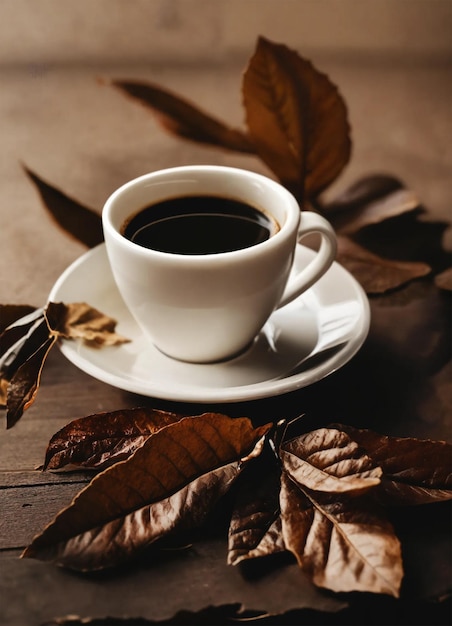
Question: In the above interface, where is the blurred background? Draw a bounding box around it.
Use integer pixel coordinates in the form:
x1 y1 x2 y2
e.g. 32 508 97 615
1 0 451 304
1 0 451 64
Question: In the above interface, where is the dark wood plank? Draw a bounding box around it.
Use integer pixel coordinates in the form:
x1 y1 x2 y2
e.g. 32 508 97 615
0 472 90 549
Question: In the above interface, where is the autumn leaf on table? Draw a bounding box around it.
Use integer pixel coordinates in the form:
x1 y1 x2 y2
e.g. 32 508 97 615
0 302 129 428
230 424 451 597
26 413 452 596
23 413 272 571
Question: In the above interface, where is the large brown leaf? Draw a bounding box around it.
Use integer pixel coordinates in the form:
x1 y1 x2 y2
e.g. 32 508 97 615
43 408 187 470
23 414 271 570
280 473 403 597
242 36 351 200
23 165 103 248
112 80 255 154
334 424 452 505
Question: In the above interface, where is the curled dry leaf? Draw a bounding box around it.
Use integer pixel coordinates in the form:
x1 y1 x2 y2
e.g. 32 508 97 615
0 302 129 427
23 414 272 571
0 304 37 334
280 428 382 495
229 426 403 596
333 424 452 506
242 36 351 201
6 336 57 429
112 80 255 154
0 307 53 426
46 301 130 348
280 473 403 597
277 428 402 596
44 407 187 470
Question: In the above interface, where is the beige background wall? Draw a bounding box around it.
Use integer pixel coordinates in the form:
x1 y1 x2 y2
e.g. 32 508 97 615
0 0 451 66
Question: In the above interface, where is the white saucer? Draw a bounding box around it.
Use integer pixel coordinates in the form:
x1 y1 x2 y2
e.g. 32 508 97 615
48 244 370 403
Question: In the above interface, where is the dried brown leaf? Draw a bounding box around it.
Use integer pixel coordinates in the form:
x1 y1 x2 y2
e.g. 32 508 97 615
228 443 284 565
280 428 382 495
0 310 51 419
6 335 57 428
0 308 46 382
23 165 103 248
43 407 186 470
112 80 255 153
280 472 403 596
333 424 452 505
46 302 130 347
328 181 420 235
337 235 431 294
435 267 452 291
23 414 271 570
242 36 351 200
0 304 37 334
1 301 129 426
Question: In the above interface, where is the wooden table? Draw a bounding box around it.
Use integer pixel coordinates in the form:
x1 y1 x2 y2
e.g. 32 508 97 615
1 49 451 624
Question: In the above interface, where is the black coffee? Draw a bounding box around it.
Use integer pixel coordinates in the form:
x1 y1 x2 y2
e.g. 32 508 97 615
122 195 275 255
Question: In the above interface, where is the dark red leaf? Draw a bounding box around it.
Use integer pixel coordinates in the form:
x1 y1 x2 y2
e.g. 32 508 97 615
44 407 186 470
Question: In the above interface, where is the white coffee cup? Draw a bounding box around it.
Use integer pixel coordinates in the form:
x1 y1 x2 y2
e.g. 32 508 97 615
102 165 337 363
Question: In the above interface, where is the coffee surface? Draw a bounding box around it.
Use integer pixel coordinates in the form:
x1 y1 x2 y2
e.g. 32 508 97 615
122 195 274 254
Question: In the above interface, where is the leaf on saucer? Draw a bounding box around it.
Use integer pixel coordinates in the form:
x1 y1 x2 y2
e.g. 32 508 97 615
337 235 431 294
111 79 255 154
1 302 130 427
23 165 103 248
43 407 187 470
242 36 351 201
332 424 452 506
46 301 130 348
23 414 271 571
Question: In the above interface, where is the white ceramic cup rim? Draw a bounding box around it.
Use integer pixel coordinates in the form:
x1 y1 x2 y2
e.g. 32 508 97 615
102 165 301 265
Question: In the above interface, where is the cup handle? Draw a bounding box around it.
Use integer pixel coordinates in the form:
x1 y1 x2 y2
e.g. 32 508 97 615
277 212 337 309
